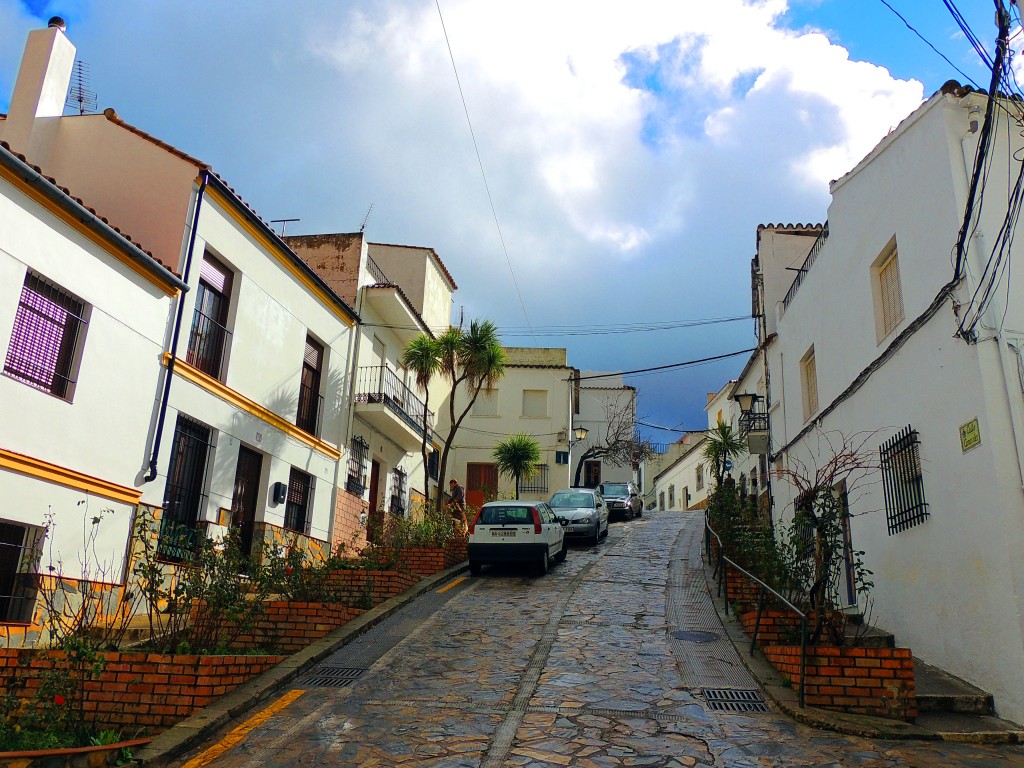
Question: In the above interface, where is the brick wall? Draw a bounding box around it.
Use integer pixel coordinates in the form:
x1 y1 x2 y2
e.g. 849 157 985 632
0 649 285 732
739 609 807 645
333 490 369 556
760 645 917 721
229 602 365 653
399 539 468 577
725 571 761 611
324 570 420 608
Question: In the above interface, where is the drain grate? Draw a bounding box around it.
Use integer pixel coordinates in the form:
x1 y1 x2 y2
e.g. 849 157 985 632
702 688 769 713
670 630 719 643
299 666 365 688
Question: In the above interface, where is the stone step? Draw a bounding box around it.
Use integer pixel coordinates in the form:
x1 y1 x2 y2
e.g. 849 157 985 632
914 658 995 715
843 623 894 649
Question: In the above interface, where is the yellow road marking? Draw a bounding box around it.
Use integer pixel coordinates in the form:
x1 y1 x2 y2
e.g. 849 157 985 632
437 576 466 594
180 689 306 768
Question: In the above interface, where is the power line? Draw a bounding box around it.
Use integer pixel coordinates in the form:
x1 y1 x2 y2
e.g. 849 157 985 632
877 0 981 88
570 348 756 381
361 314 749 337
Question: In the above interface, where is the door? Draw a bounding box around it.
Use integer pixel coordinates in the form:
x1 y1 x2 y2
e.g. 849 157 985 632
368 459 383 543
838 484 857 608
0 523 26 622
231 446 262 557
583 460 601 488
466 463 499 510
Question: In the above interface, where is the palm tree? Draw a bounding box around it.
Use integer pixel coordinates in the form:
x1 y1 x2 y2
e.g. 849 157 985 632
434 320 506 522
703 421 746 487
493 433 541 499
401 333 441 504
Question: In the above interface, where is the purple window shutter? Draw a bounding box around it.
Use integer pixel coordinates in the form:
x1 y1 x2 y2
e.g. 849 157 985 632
199 254 232 295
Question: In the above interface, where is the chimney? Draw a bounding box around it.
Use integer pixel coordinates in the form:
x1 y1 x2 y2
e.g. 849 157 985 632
3 17 76 155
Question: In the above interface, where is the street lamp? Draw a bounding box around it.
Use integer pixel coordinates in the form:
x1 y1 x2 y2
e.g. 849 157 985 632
567 425 589 486
734 392 759 413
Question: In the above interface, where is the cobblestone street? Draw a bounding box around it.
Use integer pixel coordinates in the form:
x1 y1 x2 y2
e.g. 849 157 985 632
177 511 1024 767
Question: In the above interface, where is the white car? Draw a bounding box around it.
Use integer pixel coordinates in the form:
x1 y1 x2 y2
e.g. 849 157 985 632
467 500 568 576
549 488 609 545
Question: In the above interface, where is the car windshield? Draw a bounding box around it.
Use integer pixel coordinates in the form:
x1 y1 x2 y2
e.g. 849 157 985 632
601 483 629 496
479 506 534 525
550 492 593 508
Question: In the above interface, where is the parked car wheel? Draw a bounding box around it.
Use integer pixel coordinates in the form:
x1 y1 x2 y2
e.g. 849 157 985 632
555 538 568 562
469 561 482 576
536 550 549 576
592 522 602 546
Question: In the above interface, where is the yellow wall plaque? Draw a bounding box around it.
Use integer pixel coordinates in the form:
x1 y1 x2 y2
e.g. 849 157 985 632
959 418 981 453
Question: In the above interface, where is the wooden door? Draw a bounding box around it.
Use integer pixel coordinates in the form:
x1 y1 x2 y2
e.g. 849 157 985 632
466 463 498 509
231 446 262 557
583 460 601 488
368 459 383 542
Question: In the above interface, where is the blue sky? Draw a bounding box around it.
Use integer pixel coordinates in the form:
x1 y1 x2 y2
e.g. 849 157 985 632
0 1 1011 441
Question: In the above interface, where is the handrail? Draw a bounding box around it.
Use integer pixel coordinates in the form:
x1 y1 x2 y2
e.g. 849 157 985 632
782 222 829 310
704 514 808 707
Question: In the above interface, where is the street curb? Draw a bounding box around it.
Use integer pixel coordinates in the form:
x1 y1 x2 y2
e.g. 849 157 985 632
699 555 940 742
133 562 470 766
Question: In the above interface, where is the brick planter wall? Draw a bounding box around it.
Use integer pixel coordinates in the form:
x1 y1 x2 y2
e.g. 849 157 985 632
399 539 468 576
325 570 420 608
725 571 761 610
760 645 917 721
739 608 807 645
0 649 285 732
230 602 365 652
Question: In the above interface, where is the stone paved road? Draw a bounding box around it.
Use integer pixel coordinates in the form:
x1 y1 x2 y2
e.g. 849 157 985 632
177 511 1024 767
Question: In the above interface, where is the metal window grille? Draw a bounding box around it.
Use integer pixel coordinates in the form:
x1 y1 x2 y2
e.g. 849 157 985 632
3 273 87 400
389 468 407 516
659 491 665 511
159 416 213 561
668 485 676 508
695 464 704 491
0 522 41 623
428 449 439 481
286 468 314 533
347 436 369 494
519 464 549 494
880 425 928 535
879 250 904 337
187 257 232 378
297 336 324 436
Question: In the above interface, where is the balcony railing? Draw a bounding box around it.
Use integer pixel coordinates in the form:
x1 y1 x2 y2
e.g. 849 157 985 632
186 308 232 379
366 255 391 285
783 222 829 310
296 381 325 437
738 409 770 436
156 516 206 562
355 365 434 436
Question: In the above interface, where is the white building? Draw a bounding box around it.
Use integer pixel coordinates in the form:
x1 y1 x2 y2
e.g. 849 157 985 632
572 372 640 488
286 234 458 546
448 347 575 506
764 83 1024 723
650 433 707 513
0 139 185 644
0 21 359 577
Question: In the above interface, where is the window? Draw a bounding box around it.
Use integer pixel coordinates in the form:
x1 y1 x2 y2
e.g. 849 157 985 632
583 460 601 488
297 336 324 436
682 486 689 509
801 346 818 419
695 464 704 491
4 272 87 400
519 464 549 494
555 451 569 465
668 485 675 509
285 467 314 533
472 390 499 417
873 243 905 341
187 253 232 378
658 491 665 511
347 436 369 494
160 416 213 560
0 521 39 623
389 468 407 516
880 425 928 535
522 389 548 418
428 449 439 481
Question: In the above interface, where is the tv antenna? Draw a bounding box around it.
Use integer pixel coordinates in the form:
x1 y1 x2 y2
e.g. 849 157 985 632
359 203 374 233
271 218 300 236
65 60 97 115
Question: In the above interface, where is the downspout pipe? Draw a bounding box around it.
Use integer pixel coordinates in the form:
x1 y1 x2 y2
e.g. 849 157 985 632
144 170 209 482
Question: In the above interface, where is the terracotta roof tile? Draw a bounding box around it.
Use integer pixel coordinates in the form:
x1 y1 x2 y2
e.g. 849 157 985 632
0 140 179 278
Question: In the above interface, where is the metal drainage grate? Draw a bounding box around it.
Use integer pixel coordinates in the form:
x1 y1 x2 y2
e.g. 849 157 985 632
702 689 769 713
299 666 365 688
670 630 719 643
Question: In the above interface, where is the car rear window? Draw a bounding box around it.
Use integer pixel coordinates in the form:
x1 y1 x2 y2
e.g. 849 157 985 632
601 483 628 496
550 492 593 508
479 506 534 525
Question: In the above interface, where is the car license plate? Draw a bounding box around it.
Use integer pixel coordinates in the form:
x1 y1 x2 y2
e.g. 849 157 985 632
493 529 517 537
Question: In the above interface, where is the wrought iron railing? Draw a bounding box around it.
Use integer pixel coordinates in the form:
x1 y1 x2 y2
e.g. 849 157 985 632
782 222 829 310
296 380 325 437
186 308 232 379
156 516 206 562
366 255 390 285
738 409 769 436
704 515 809 707
355 365 434 436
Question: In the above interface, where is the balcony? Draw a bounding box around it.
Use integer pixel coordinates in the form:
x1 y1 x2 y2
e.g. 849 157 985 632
186 308 231 379
782 222 829 311
354 365 434 452
738 409 770 455
296 380 325 437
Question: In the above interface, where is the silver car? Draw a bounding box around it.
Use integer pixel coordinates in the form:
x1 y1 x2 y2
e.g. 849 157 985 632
549 488 609 545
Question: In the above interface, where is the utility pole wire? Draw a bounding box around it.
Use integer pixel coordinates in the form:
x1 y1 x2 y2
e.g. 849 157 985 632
569 348 756 381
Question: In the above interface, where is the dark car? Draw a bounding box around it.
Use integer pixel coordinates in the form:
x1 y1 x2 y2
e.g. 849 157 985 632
598 481 643 520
